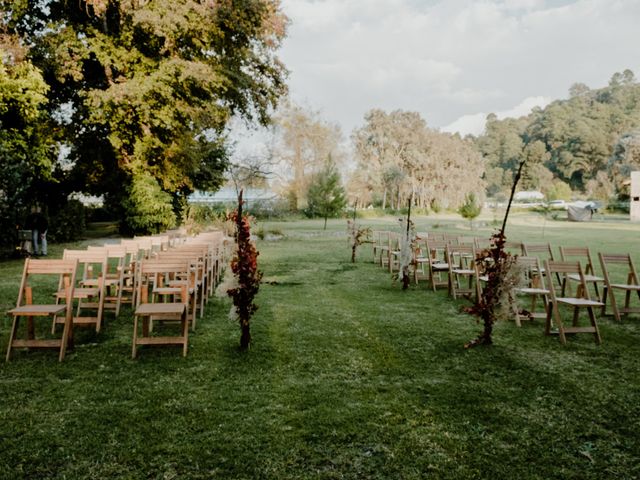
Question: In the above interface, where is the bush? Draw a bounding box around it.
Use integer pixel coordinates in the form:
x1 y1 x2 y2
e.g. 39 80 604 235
121 173 176 235
48 200 87 242
607 201 630 214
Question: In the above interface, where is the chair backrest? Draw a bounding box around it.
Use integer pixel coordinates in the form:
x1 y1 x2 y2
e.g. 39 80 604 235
473 237 492 250
544 260 590 300
522 243 555 259
516 256 546 289
136 258 192 306
559 246 597 276
62 249 108 284
425 239 449 263
598 253 639 286
504 241 523 254
446 244 476 269
17 258 78 308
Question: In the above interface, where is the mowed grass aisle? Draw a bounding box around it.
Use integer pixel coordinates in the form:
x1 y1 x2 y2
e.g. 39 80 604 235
1 221 639 479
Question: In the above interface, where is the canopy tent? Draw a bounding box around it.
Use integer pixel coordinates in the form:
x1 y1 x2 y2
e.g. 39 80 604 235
567 201 596 222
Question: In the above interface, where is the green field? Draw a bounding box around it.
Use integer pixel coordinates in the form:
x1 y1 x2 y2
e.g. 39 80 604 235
1 213 639 479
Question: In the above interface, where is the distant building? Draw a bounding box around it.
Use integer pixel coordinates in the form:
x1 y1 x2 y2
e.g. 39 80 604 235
631 172 640 222
189 187 278 207
513 190 544 202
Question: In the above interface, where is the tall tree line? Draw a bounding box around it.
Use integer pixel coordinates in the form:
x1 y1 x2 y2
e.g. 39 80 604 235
477 70 640 202
350 109 485 211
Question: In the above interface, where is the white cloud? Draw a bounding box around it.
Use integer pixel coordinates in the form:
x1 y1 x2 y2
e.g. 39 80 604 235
279 0 640 135
442 95 552 136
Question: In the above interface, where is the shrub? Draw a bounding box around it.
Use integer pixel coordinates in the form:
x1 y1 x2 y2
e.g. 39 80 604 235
121 173 176 235
48 200 87 242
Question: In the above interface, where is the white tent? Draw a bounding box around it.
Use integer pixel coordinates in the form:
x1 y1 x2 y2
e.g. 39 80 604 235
567 201 596 222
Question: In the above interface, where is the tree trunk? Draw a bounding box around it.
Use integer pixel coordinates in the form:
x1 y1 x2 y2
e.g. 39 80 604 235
240 319 251 350
323 216 327 230
382 188 387 210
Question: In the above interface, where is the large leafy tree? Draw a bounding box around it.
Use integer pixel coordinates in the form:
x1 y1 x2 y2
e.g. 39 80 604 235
351 109 485 211
3 0 288 233
274 100 345 210
0 43 54 248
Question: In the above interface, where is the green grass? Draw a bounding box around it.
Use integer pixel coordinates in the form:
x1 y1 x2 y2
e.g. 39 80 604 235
1 213 639 479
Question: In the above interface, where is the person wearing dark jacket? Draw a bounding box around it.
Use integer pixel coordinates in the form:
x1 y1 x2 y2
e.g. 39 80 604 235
26 207 49 256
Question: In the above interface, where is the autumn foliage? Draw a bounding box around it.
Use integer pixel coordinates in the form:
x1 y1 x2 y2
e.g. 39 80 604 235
227 192 263 350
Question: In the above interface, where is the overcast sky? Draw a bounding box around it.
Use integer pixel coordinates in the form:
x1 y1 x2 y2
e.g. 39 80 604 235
277 0 640 137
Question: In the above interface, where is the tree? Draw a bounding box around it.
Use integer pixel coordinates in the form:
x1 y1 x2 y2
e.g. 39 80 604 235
0 48 54 248
4 0 289 233
352 109 485 211
458 193 482 229
274 101 345 210
305 160 347 229
546 180 572 201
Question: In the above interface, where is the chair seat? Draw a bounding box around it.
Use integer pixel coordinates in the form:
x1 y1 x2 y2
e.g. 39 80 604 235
8 304 66 316
82 278 120 287
556 297 603 307
452 268 475 275
153 287 184 295
516 287 550 295
135 303 186 316
567 273 603 283
610 283 640 291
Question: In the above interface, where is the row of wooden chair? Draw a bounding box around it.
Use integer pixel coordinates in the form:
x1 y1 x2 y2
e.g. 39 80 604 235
5 230 229 361
371 230 640 345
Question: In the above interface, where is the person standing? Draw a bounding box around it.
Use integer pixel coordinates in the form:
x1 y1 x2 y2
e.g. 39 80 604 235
26 206 49 256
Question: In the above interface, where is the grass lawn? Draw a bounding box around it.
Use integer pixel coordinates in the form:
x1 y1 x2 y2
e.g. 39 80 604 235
0 213 639 479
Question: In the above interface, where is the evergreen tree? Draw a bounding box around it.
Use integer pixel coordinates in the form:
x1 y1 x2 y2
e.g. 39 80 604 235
458 192 482 229
305 161 347 229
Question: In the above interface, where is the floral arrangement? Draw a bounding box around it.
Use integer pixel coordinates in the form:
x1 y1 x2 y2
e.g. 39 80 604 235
346 219 371 263
396 218 417 290
464 233 520 347
465 160 526 347
224 191 262 350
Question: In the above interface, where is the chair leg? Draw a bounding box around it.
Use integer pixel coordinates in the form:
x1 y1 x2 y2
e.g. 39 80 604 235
5 315 19 362
609 287 621 321
59 313 73 362
587 307 602 345
182 310 189 357
132 314 140 359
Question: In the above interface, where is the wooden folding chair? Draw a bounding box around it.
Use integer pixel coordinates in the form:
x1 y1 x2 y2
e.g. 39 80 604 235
376 231 392 269
559 246 604 300
523 242 558 284
6 259 78 362
412 238 429 285
182 241 216 306
504 241 523 255
522 242 555 261
55 249 108 333
446 244 479 300
513 256 550 327
132 259 190 358
598 253 640 321
544 260 603 345
424 239 450 292
155 251 202 328
473 237 492 251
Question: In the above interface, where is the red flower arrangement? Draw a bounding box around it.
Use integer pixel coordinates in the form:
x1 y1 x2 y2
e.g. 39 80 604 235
226 190 263 350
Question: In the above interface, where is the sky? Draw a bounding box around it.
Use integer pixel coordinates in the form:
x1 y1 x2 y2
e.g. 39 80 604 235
276 0 640 137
